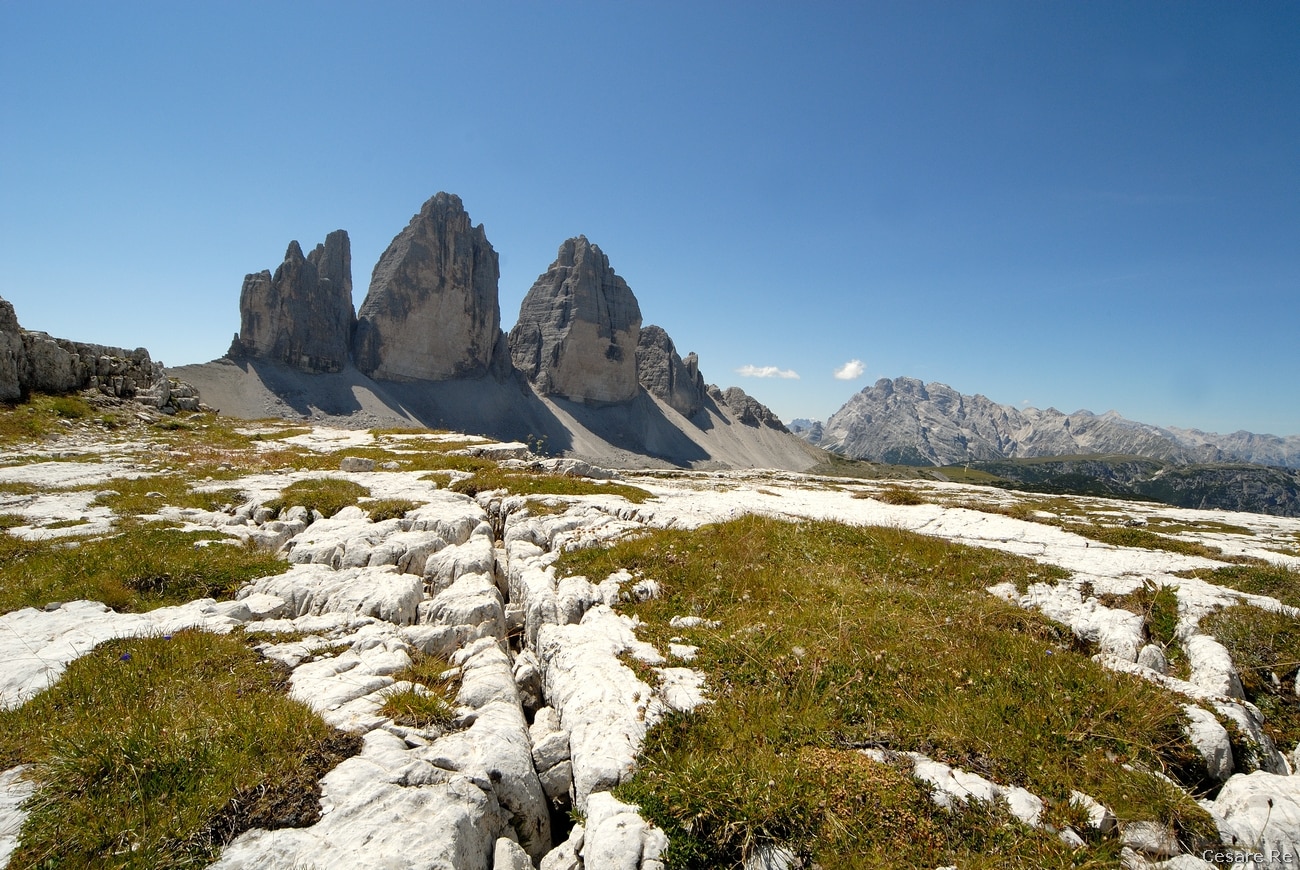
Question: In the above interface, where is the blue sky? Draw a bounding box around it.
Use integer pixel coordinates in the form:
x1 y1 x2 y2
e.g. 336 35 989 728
2 2 1297 436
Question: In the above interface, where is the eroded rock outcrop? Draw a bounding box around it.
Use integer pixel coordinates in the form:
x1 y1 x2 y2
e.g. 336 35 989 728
712 385 789 431
229 231 355 374
353 193 504 382
508 237 642 404
636 325 704 417
0 296 196 410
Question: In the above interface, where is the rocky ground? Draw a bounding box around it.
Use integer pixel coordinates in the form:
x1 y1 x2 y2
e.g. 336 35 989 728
2 409 1300 868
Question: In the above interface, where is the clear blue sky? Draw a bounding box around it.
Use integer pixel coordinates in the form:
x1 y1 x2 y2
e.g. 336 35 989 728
2 2 1297 436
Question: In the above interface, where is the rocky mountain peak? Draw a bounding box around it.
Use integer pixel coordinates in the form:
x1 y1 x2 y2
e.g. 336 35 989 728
507 236 642 404
635 325 704 418
353 193 504 382
229 230 355 374
822 375 1300 469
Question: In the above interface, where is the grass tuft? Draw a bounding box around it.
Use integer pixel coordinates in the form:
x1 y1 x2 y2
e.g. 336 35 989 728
362 498 419 523
379 652 461 728
446 467 652 503
263 478 369 519
0 630 361 868
0 523 285 614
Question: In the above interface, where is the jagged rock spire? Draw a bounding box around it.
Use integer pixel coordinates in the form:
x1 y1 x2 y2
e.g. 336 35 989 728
353 192 503 382
230 230 354 374
508 236 642 404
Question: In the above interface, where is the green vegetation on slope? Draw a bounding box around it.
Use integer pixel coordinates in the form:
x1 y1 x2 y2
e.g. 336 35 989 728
0 524 285 614
0 630 360 869
1201 604 1300 751
556 515 1214 868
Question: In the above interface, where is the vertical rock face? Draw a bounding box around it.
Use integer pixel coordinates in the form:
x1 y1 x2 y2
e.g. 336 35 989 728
231 230 354 374
0 299 25 402
635 325 704 417
508 236 642 404
353 193 502 382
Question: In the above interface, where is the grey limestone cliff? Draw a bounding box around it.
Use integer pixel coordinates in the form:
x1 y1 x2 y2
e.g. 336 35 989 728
508 236 641 404
230 230 355 374
635 325 705 417
354 193 504 382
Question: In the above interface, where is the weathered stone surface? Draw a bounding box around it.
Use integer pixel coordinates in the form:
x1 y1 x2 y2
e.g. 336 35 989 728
354 193 504 382
1183 704 1235 782
1212 771 1300 862
508 236 642 403
636 325 704 417
229 231 354 374
581 791 668 870
0 765 36 867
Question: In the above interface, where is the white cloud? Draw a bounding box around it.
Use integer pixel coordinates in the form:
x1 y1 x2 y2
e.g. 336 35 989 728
736 364 800 380
833 359 865 380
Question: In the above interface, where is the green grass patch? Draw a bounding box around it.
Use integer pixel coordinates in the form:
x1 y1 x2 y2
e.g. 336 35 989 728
1146 517 1255 537
1178 563 1300 609
446 467 652 503
0 393 97 443
556 516 1214 864
263 478 369 519
0 524 285 614
44 517 91 530
0 513 27 530
89 475 245 516
1071 524 1226 559
362 498 419 523
869 484 928 505
249 427 312 441
0 480 39 495
379 652 461 729
1201 604 1300 751
0 630 360 868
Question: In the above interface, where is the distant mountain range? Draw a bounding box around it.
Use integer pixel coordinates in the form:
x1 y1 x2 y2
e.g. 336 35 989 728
797 377 1300 470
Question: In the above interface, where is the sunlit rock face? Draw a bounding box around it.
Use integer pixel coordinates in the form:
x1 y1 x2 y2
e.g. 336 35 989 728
353 193 503 382
232 230 354 374
508 236 641 404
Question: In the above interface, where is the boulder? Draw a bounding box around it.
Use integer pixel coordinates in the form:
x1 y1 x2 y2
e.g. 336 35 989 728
508 236 642 403
635 325 704 417
1212 771 1300 862
353 193 505 381
229 231 354 374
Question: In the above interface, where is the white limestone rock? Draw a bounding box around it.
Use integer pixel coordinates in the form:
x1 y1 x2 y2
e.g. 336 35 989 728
1185 634 1246 700
1182 705 1235 782
420 571 507 639
1121 821 1181 860
582 791 668 870
0 765 35 868
441 637 552 861
539 825 584 870
241 564 423 626
494 837 532 870
210 729 511 869
537 607 662 809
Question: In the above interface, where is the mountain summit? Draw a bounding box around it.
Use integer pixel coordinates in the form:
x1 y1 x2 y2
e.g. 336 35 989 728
817 377 1300 469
